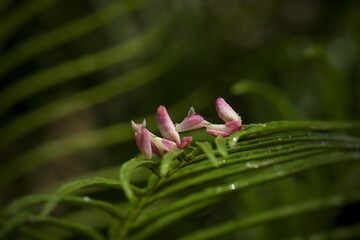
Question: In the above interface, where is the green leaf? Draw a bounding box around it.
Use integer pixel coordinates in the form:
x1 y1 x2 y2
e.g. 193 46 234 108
39 177 122 217
144 151 359 226
119 158 159 202
180 191 360 240
6 194 126 220
34 217 105 240
168 136 357 184
160 150 183 177
228 120 360 146
196 141 219 167
215 136 228 158
131 198 220 240
0 211 31 239
151 148 325 201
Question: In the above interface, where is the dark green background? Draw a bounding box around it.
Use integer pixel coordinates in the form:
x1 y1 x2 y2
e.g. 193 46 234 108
0 0 359 212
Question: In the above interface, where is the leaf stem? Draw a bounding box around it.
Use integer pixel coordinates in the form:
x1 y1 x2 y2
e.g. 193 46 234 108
117 160 187 239
118 196 150 240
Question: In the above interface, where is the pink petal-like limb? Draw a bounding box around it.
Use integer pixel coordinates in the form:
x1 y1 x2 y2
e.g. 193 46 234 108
150 136 177 157
161 138 178 151
131 119 146 132
175 107 207 132
157 105 181 145
215 97 241 123
131 120 152 159
205 123 233 137
180 136 193 149
150 142 162 157
225 120 242 131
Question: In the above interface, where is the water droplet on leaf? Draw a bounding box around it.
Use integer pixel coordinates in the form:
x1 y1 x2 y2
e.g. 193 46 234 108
246 162 259 169
219 159 227 165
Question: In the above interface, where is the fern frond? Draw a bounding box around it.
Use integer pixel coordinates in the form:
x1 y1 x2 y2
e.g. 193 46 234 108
2 121 359 240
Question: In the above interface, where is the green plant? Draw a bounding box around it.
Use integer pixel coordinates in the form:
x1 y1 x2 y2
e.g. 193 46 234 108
1 121 360 239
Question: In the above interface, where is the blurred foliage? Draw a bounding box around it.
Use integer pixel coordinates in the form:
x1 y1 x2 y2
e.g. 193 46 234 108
0 0 359 239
